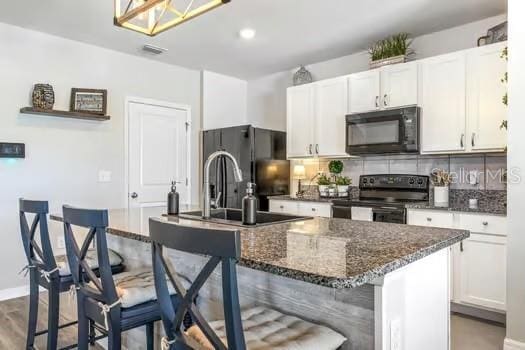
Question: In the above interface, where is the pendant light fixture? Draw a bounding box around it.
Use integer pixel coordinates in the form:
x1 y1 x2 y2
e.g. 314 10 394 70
114 0 231 36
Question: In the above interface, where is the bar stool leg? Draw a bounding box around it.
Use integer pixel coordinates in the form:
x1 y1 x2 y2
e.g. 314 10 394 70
47 279 60 350
26 269 39 350
76 293 90 350
146 322 154 350
89 320 96 346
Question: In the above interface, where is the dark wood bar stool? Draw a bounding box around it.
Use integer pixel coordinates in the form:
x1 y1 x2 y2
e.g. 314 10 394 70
149 217 347 350
62 205 190 350
19 199 125 350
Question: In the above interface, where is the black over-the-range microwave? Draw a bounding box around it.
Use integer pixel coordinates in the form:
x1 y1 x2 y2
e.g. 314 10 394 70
345 106 420 155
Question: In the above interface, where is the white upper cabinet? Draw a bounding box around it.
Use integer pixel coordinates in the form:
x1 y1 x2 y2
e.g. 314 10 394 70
286 84 315 158
315 77 349 157
420 51 467 153
466 42 507 152
381 62 418 109
349 69 381 113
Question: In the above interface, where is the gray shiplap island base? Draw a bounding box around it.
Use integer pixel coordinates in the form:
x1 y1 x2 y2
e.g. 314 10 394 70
50 206 468 350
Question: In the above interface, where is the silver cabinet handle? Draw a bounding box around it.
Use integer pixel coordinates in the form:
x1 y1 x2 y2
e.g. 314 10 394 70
130 192 138 199
375 96 379 108
471 133 476 147
460 134 465 148
482 221 488 226
383 94 388 106
460 241 464 252
315 144 319 154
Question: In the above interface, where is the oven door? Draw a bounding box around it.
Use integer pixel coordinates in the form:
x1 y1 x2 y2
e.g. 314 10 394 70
346 107 418 155
372 207 406 224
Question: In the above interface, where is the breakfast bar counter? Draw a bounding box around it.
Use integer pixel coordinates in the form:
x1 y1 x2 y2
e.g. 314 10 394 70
51 206 469 350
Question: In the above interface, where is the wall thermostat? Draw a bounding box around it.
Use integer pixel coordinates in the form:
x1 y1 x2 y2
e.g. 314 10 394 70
0 142 25 158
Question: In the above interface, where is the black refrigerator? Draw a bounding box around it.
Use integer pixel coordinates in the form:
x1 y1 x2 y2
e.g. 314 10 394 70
203 125 289 211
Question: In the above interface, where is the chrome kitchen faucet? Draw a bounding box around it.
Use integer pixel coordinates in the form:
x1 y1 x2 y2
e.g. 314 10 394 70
203 151 243 219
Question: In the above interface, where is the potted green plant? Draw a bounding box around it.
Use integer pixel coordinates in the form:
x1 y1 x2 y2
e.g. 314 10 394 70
369 33 413 69
335 176 352 196
317 174 331 194
430 169 452 206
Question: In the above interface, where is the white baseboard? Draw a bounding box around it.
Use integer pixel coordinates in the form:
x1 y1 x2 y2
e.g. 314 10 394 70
505 338 525 350
0 285 30 301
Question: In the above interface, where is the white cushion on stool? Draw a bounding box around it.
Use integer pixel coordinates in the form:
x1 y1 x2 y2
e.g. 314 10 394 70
112 268 190 308
55 249 123 276
186 306 346 350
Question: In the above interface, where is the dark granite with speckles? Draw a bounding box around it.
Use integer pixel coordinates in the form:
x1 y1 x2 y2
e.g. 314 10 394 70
51 206 469 289
406 190 507 216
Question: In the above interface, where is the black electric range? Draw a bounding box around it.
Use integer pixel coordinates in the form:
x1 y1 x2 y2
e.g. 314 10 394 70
332 174 430 224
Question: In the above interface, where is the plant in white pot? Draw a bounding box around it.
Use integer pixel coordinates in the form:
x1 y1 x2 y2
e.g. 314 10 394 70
317 174 331 195
336 176 352 197
430 169 452 206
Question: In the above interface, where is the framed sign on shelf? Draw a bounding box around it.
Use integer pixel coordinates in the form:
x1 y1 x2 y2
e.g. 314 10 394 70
70 88 107 115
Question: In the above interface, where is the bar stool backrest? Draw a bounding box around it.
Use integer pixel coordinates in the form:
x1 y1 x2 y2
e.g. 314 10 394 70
149 217 246 350
62 205 119 305
19 199 57 273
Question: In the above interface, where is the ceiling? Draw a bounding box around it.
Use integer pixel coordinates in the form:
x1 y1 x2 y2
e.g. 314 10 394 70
0 0 506 79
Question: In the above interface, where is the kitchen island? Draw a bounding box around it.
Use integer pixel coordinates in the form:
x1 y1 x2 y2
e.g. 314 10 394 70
51 206 469 350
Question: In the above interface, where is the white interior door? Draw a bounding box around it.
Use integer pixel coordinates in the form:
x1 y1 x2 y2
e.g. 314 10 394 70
128 101 190 208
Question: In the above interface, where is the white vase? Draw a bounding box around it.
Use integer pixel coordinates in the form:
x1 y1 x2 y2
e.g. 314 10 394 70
434 186 449 206
318 185 328 194
337 185 349 196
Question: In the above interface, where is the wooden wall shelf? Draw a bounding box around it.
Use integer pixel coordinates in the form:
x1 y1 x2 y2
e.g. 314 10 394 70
19 107 111 121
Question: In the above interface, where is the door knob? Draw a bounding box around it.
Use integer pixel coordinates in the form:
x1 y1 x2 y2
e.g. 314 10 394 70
130 192 138 199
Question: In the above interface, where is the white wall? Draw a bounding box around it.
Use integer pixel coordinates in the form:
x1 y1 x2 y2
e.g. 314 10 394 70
505 1 525 348
0 22 201 291
202 70 247 130
247 14 507 131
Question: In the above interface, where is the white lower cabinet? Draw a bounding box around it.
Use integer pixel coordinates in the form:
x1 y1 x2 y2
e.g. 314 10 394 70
269 199 332 218
407 209 507 312
456 233 507 311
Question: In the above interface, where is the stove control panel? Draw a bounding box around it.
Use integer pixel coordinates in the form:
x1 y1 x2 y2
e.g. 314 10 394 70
359 175 429 190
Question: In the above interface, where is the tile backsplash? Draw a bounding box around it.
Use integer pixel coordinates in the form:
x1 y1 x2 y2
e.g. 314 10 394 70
291 153 507 191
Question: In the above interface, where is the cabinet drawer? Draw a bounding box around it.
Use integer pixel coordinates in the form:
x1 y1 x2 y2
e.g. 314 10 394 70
407 209 454 228
298 202 332 218
458 213 506 236
269 200 299 215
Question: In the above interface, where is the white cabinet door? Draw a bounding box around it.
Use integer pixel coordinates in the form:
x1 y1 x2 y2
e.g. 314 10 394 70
458 233 507 311
269 200 300 215
420 52 467 153
315 77 349 157
466 42 507 152
297 202 332 218
406 209 455 228
381 62 418 109
287 85 315 158
349 70 381 113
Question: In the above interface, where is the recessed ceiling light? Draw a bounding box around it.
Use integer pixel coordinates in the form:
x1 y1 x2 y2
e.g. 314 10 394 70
239 28 256 40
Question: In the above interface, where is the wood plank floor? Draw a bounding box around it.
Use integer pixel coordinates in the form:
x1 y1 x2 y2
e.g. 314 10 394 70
0 293 506 350
0 292 103 350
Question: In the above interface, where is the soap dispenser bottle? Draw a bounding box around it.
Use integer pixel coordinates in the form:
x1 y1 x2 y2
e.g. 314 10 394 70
242 183 258 225
167 181 180 215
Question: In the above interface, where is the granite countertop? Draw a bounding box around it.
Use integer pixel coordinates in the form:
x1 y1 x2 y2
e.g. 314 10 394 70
405 200 507 216
50 206 469 289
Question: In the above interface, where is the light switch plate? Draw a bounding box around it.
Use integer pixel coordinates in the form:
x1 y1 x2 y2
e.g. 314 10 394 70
98 170 112 183
390 318 402 350
57 236 65 249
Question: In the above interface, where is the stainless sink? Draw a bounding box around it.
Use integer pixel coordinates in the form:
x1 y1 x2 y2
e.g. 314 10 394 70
178 208 312 227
